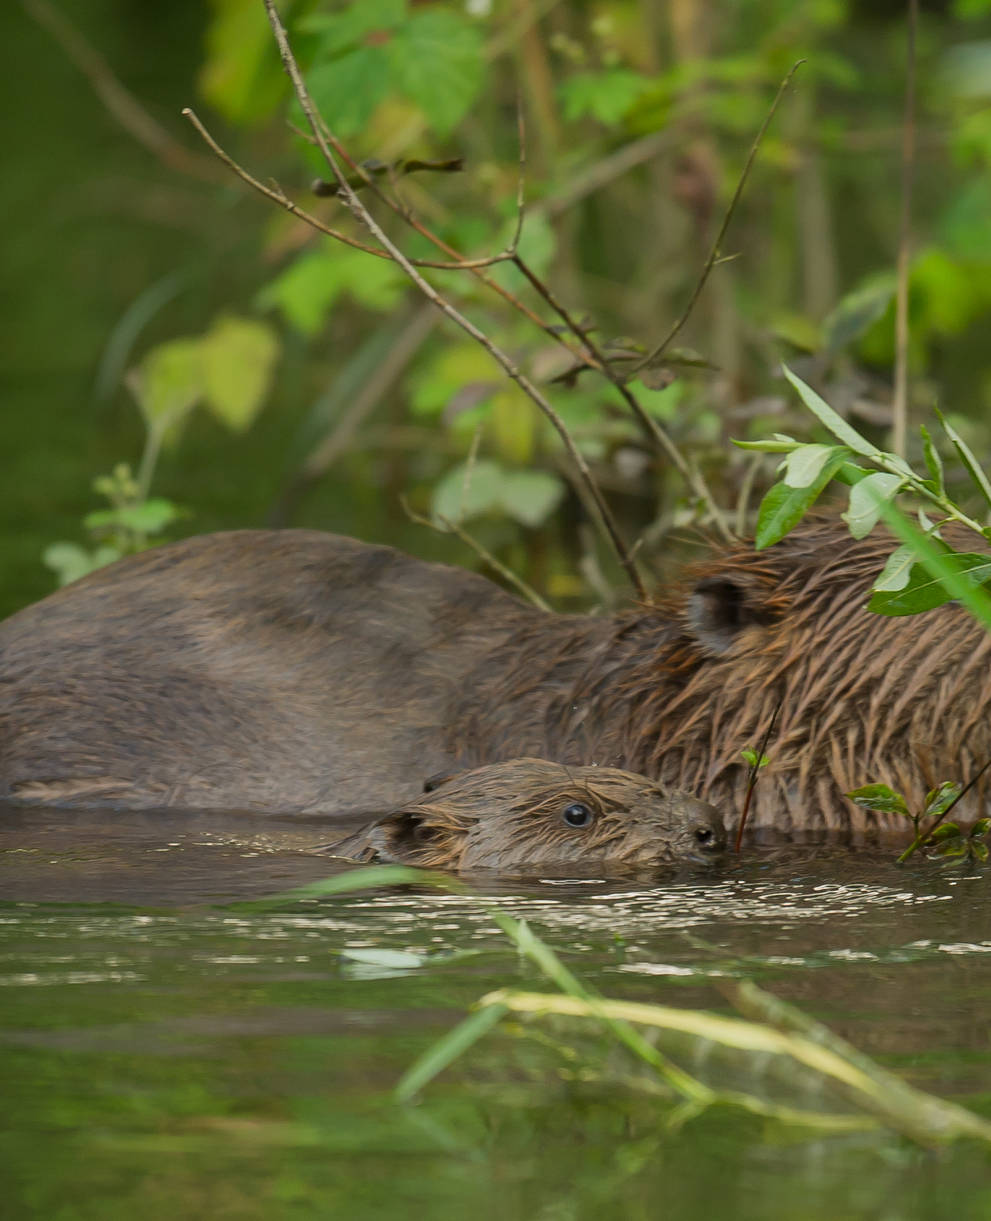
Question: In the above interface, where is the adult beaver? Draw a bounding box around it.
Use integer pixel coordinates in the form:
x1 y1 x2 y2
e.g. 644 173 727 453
0 523 984 836
321 758 726 875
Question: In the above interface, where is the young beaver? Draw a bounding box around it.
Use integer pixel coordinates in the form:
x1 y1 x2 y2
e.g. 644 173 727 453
320 758 726 874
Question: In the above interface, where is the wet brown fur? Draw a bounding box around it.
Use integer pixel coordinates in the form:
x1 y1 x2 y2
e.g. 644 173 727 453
326 758 726 873
0 523 986 838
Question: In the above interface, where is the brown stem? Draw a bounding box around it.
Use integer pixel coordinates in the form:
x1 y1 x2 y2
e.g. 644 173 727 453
892 0 918 459
259 0 646 600
636 61 805 374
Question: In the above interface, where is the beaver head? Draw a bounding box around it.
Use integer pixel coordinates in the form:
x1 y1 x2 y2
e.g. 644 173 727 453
324 757 726 875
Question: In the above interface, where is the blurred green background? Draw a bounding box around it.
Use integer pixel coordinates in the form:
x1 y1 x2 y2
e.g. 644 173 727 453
5 0 991 618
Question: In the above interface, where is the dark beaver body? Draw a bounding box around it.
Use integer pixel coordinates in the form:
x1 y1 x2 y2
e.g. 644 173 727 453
1 524 985 836
324 758 726 874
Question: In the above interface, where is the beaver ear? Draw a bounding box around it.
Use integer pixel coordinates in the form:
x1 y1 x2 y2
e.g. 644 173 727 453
686 577 763 656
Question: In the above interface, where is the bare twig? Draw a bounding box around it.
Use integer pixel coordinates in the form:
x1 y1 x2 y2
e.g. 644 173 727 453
256 0 646 599
22 0 223 184
401 498 552 612
892 0 918 459
636 62 805 374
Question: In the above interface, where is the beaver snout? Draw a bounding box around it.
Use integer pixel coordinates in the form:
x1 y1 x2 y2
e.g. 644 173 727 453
687 801 727 856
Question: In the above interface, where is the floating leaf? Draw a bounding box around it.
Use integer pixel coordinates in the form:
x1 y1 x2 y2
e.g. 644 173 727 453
339 947 426 969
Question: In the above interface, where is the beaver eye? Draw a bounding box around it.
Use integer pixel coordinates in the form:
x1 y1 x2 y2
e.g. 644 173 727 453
562 802 594 829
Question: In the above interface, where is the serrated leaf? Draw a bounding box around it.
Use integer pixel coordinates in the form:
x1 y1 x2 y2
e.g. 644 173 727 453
500 470 565 528
936 407 991 511
873 544 917 593
754 447 851 549
868 552 991 616
841 472 904 539
781 365 880 457
391 10 485 135
845 784 910 817
783 444 845 489
200 316 280 432
924 782 963 819
920 424 945 496
303 45 392 138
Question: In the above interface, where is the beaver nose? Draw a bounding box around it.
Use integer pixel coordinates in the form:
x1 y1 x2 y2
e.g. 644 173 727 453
691 803 727 854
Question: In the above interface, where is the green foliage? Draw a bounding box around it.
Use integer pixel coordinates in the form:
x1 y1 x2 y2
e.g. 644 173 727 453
847 780 989 866
431 460 565 530
297 1 486 137
258 244 407 335
558 69 651 124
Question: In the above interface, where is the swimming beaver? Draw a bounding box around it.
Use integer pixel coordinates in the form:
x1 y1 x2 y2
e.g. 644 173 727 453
321 758 726 874
0 523 984 836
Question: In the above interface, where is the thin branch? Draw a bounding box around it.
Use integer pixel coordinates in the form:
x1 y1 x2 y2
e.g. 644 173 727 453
892 0 917 459
182 109 515 271
636 61 805 373
401 498 552 613
259 0 646 600
22 0 223 184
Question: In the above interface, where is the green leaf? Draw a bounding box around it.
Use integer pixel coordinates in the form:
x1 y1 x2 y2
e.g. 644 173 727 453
558 69 651 124
971 818 991 838
391 10 485 135
84 499 184 535
920 425 945 496
199 0 286 126
841 472 904 539
42 542 122 587
258 244 406 335
972 840 989 862
303 46 392 138
936 841 969 860
936 407 991 511
927 822 962 842
201 316 280 432
754 447 851 550
781 365 880 458
868 552 991 616
300 0 406 54
732 434 800 454
783 444 843 489
432 459 505 524
741 749 769 769
873 544 917 593
500 470 565 527
924 782 963 819
845 784 910 818
128 338 204 428
821 274 896 355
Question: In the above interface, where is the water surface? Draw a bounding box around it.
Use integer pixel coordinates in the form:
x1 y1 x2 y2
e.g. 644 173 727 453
2 806 990 1220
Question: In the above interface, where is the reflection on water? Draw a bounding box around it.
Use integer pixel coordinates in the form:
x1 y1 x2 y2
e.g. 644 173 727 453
2 804 991 1220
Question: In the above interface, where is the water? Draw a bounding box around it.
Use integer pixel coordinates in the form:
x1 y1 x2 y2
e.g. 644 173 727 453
2 807 990 1220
